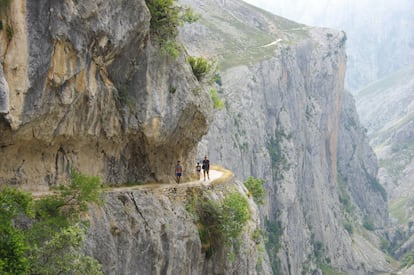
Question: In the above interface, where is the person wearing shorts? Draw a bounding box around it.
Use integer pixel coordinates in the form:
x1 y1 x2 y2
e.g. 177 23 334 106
175 160 183 183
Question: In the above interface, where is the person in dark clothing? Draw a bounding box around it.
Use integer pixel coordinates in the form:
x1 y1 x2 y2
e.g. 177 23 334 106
175 160 183 183
202 156 210 181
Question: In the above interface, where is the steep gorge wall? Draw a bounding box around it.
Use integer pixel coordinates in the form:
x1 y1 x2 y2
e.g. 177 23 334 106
0 0 212 190
179 0 391 273
83 175 268 275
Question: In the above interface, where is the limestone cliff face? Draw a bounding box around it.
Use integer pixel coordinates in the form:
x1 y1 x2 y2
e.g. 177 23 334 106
0 0 212 190
84 176 268 275
180 0 391 273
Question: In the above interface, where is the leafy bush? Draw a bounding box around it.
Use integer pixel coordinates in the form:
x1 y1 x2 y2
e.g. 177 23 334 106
146 0 198 58
244 176 265 205
0 187 33 274
221 192 250 242
29 224 102 275
188 56 214 81
186 190 250 257
209 88 225 110
0 170 103 274
161 39 181 59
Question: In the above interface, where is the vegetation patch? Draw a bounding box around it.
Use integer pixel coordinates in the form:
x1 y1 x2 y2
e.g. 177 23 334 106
188 56 215 81
401 249 414 269
186 189 250 258
319 263 347 275
337 176 354 214
266 129 290 181
209 88 225 110
243 176 265 205
0 169 103 274
145 0 198 58
264 211 283 274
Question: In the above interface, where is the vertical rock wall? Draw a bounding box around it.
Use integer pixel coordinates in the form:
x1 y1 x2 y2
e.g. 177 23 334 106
84 178 267 275
0 0 212 190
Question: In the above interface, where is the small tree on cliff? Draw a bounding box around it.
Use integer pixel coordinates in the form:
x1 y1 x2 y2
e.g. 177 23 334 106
146 0 199 58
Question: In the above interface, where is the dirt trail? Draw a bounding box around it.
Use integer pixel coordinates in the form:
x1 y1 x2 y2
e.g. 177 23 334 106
105 169 223 193
31 169 224 198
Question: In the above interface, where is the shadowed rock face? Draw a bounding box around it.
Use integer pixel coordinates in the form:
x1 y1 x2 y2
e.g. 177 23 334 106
0 0 212 189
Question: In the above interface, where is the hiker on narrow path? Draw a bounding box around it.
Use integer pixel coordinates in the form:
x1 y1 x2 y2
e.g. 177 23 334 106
175 160 183 184
202 156 210 181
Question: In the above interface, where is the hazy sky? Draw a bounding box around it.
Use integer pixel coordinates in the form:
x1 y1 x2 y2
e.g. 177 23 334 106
242 0 407 29
241 0 414 90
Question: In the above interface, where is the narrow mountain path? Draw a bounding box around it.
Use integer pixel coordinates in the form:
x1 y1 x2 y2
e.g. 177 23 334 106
105 169 224 194
31 166 228 199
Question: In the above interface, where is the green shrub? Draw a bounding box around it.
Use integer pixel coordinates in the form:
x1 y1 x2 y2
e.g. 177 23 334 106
209 88 225 110
146 0 198 58
221 192 250 242
161 40 181 59
29 224 102 275
0 187 33 274
188 56 214 81
0 170 103 274
186 190 250 257
252 228 262 244
244 176 265 205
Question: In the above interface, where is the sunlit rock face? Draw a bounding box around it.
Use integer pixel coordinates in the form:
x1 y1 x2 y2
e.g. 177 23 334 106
0 0 212 190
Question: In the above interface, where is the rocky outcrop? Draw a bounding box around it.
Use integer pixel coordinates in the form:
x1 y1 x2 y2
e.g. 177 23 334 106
0 0 212 190
180 0 391 273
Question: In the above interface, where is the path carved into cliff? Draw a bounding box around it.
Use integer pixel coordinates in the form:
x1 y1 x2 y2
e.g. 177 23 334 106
32 166 228 200
106 169 223 193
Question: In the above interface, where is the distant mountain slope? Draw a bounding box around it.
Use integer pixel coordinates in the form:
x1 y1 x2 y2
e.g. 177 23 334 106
356 64 414 200
244 0 414 92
